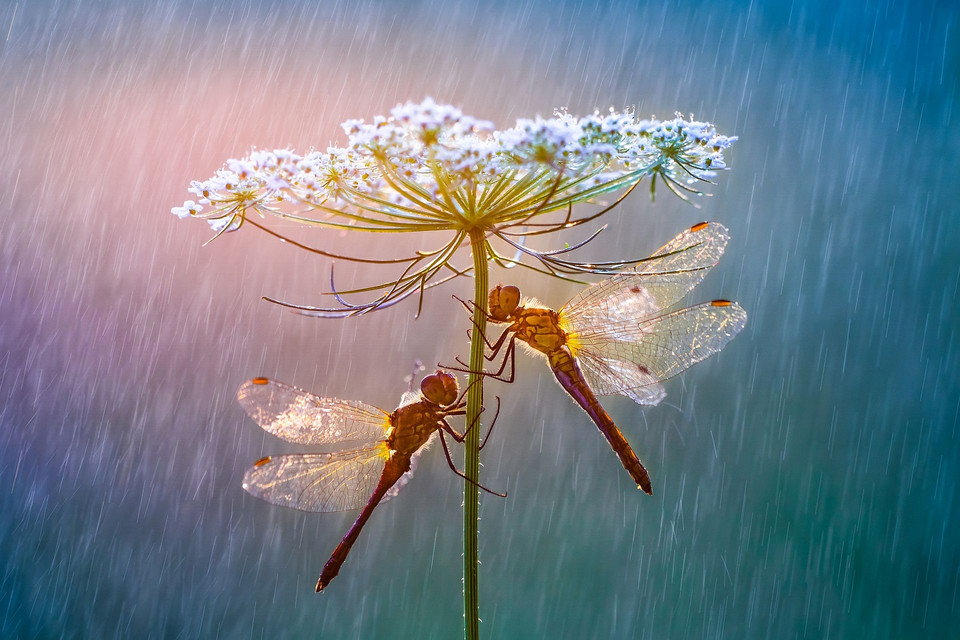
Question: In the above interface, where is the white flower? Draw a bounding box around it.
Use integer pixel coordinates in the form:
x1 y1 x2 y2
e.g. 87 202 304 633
188 178 226 204
249 150 278 170
171 200 202 218
214 169 241 191
208 215 241 233
175 99 736 236
265 174 290 190
227 159 256 180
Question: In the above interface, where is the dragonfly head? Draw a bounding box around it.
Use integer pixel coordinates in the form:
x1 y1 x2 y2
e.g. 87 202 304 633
488 285 521 322
420 371 459 407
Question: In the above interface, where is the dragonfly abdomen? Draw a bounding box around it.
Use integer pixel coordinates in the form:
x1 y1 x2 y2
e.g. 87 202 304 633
548 348 654 495
316 456 411 592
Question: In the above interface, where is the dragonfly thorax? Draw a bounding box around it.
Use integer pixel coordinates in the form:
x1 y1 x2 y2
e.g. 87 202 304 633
387 401 443 456
512 306 566 355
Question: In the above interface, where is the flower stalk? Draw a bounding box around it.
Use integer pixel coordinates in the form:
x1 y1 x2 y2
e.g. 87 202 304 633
464 229 487 640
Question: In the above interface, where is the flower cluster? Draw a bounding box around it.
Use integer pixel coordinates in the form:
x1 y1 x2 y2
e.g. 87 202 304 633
173 98 736 238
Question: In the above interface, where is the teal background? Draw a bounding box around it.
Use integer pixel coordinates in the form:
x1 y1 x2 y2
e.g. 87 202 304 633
1 0 957 637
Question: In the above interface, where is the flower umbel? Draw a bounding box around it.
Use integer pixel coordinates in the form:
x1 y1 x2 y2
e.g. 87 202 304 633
173 99 736 315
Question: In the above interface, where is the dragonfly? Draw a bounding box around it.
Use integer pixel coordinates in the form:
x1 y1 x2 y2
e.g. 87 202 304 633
446 221 747 495
238 370 503 592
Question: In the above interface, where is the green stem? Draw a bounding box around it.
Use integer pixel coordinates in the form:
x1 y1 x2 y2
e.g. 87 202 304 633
463 229 487 640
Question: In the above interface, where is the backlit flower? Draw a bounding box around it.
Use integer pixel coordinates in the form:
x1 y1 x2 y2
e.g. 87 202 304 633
174 99 736 315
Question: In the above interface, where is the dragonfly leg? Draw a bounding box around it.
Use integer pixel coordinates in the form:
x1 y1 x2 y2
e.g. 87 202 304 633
439 356 472 378
437 357 489 416
447 397 501 450
482 325 512 361
452 294 496 321
451 293 475 315
478 396 500 451
448 373 486 408
454 294 514 359
440 358 494 378
437 431 507 498
440 417 466 442
444 396 491 442
479 337 517 383
449 353 492 372
440 337 517 382
466 323 511 358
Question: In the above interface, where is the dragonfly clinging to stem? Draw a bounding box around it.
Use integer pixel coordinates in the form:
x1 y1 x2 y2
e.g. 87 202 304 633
238 370 503 592
444 222 747 495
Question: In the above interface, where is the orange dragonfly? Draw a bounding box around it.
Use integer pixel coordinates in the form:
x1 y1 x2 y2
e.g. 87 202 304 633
238 371 502 592
447 222 746 495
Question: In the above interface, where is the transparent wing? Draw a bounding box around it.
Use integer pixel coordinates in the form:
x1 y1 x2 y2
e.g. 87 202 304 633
242 445 390 513
561 222 729 327
397 391 422 408
576 353 667 406
572 301 747 403
633 221 729 277
237 378 390 445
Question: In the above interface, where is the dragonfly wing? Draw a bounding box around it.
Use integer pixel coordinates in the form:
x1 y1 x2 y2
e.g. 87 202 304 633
561 222 729 326
397 391 422 408
633 222 729 277
237 378 390 445
576 350 667 406
242 446 391 513
573 301 747 403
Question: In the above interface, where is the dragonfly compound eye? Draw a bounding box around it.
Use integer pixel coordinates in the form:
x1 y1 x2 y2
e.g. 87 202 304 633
421 371 459 406
489 285 521 321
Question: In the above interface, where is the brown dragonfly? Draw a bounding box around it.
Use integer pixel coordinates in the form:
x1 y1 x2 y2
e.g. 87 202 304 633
446 222 746 495
238 371 502 592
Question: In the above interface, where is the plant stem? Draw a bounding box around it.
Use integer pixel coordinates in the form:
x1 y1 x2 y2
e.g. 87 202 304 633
463 229 487 640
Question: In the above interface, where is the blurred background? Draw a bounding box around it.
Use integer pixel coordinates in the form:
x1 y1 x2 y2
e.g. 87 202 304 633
1 0 957 637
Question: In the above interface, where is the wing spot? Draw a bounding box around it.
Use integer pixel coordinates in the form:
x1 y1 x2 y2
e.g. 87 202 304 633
252 377 269 385
711 299 732 307
691 221 709 232
629 286 642 293
637 364 651 375
254 456 271 467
